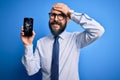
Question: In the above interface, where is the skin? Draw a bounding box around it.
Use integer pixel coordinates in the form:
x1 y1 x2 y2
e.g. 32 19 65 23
21 3 71 46
49 10 67 36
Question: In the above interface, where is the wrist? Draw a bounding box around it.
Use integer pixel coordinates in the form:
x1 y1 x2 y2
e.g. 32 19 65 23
67 9 74 19
24 42 33 46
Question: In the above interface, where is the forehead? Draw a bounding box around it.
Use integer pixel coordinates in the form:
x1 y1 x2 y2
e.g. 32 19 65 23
50 9 62 14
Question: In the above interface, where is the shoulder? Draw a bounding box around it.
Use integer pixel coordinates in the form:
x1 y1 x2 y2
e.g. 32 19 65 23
66 31 81 36
60 31 82 39
37 34 53 43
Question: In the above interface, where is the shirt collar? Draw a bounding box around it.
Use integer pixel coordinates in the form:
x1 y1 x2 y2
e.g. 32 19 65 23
59 31 67 40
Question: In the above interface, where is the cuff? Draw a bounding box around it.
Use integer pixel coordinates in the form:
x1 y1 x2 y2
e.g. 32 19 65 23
69 9 92 24
24 44 33 56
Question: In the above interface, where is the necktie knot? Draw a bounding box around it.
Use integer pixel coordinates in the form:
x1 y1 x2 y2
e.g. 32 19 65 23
54 36 59 40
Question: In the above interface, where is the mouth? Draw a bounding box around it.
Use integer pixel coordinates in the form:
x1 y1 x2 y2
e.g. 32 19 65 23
52 23 59 26
51 21 61 25
52 24 60 29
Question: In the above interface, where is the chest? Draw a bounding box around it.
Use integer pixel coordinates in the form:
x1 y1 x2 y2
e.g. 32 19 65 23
39 37 79 72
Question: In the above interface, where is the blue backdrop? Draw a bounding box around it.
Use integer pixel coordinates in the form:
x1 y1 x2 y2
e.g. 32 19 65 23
0 0 120 80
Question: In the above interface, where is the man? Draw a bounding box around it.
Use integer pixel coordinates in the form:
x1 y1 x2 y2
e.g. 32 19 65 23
21 3 105 80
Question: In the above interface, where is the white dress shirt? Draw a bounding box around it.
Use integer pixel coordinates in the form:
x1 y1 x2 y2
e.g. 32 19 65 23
22 10 105 80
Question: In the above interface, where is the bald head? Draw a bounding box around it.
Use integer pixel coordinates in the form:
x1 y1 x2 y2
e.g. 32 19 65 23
50 3 70 18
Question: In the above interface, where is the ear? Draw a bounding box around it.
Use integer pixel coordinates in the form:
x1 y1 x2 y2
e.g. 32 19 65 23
66 17 70 23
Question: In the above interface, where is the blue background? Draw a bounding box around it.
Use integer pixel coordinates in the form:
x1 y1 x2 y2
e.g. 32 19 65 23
0 0 120 80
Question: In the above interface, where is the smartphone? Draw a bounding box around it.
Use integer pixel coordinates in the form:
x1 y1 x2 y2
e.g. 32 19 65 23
23 17 33 36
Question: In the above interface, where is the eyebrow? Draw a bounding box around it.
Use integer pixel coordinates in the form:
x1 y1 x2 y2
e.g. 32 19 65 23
49 12 62 14
50 13 67 16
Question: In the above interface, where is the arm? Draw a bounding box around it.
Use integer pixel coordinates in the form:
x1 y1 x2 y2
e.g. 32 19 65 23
21 28 40 76
52 3 105 48
69 10 105 48
22 44 41 76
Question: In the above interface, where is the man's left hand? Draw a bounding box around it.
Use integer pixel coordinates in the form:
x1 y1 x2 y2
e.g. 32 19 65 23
52 3 70 18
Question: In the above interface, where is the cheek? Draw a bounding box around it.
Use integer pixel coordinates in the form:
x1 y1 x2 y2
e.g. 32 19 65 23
61 21 67 27
49 20 53 23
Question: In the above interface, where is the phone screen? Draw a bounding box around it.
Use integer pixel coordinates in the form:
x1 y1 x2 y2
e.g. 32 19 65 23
23 18 33 36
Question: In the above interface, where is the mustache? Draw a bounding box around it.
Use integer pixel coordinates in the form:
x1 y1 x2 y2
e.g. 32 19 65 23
50 21 61 26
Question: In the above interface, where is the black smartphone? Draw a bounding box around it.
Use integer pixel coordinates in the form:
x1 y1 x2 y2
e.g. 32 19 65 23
23 17 33 36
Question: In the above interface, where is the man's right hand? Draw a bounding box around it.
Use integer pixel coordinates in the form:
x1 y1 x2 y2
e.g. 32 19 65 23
20 26 35 46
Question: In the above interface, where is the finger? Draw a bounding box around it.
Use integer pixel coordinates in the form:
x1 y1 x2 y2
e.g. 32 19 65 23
31 31 35 38
52 5 63 12
21 26 24 31
21 32 24 36
52 3 69 12
53 5 62 9
32 30 36 36
52 3 63 9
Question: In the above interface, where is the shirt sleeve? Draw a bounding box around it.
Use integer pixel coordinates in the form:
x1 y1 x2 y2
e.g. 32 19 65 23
22 42 41 76
70 10 105 48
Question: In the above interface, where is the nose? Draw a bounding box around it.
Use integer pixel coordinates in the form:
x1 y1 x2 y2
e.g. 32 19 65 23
54 15 58 21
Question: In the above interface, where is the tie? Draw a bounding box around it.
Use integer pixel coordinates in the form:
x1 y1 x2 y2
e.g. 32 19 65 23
51 36 59 80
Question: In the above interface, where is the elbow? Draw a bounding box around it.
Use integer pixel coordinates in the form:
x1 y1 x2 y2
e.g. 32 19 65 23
26 65 40 76
27 72 35 76
90 26 105 39
98 26 105 37
27 71 36 76
26 68 39 76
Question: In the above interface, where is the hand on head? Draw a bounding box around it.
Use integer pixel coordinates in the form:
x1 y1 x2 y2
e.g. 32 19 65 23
52 3 71 18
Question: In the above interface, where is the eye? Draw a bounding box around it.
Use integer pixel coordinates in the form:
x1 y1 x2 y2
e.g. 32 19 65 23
49 13 67 20
58 14 63 18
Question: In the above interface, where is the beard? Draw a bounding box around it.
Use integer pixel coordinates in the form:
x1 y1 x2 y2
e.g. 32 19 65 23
49 20 67 36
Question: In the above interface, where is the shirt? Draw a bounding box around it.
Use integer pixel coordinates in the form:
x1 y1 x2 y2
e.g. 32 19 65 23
22 10 105 80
